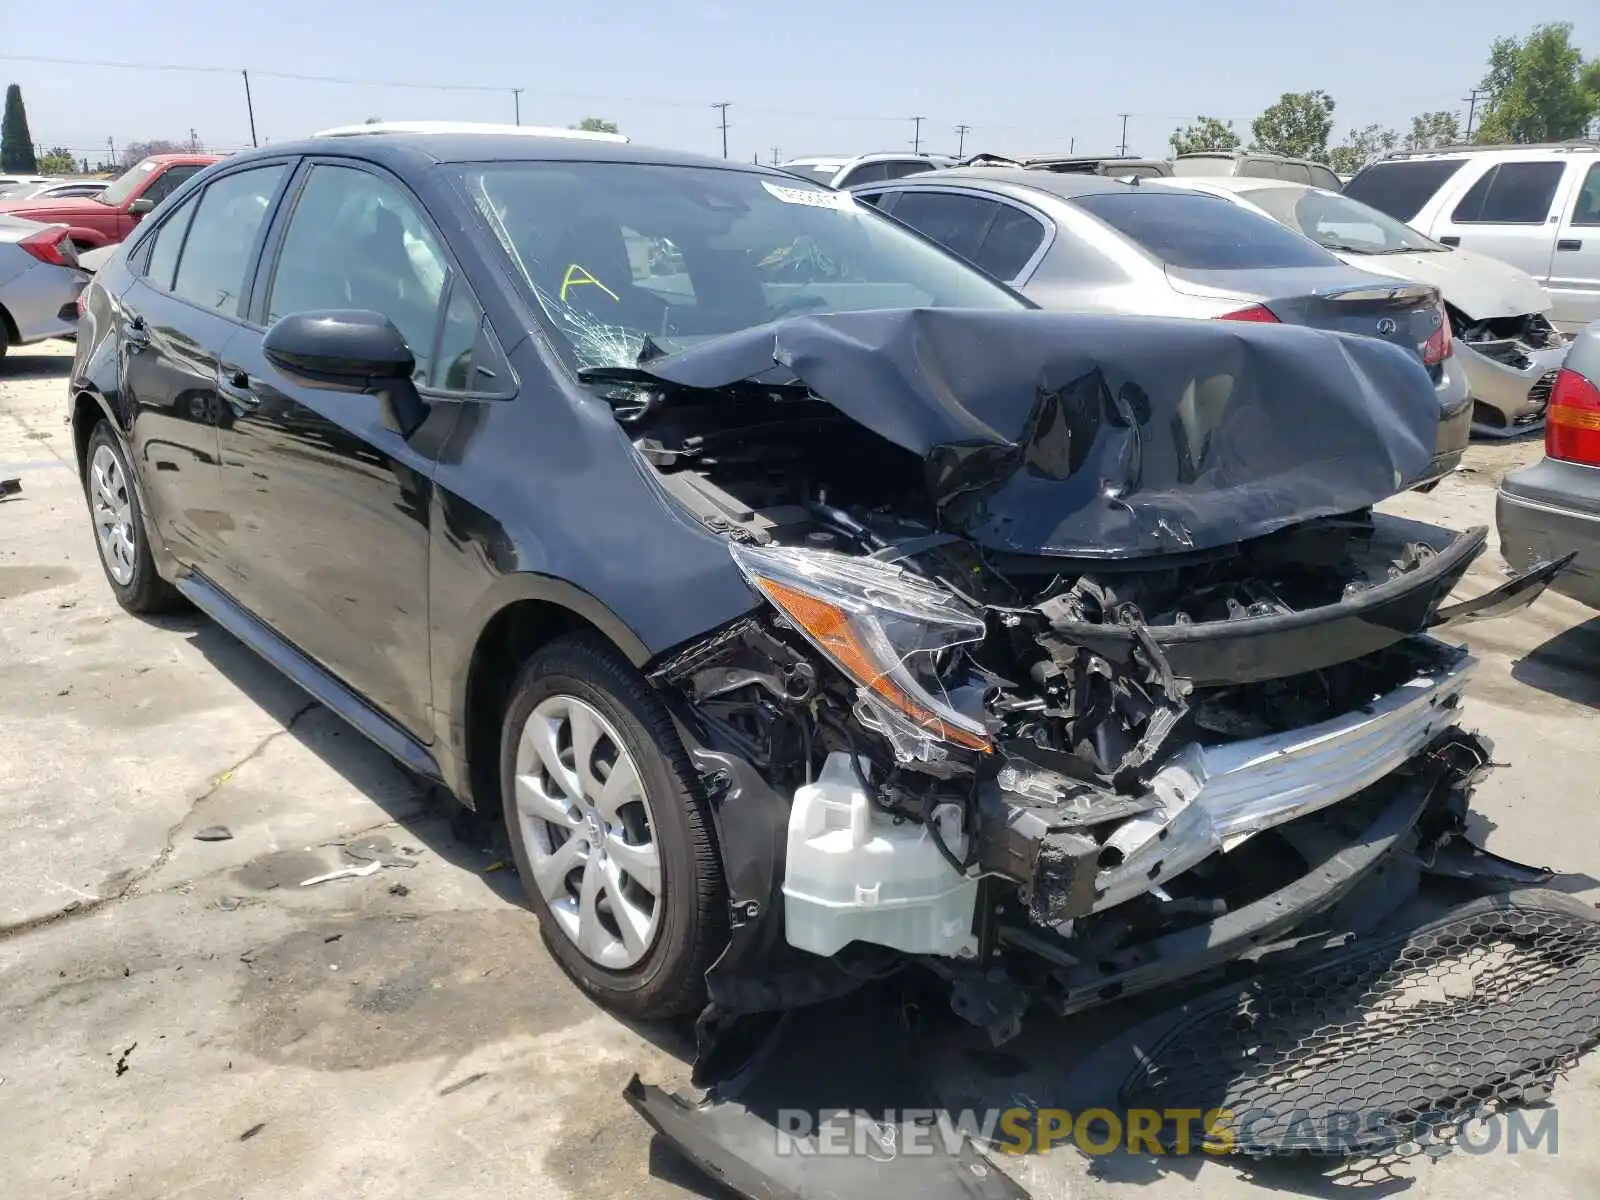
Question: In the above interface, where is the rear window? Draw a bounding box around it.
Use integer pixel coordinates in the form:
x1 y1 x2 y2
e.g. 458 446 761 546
1073 191 1338 270
1342 159 1465 221
1173 156 1235 176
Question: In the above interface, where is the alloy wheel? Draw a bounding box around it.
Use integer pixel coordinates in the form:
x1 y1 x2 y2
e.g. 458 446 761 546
513 694 664 969
89 443 137 587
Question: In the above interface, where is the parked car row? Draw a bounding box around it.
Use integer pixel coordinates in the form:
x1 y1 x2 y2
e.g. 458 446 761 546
850 167 1470 479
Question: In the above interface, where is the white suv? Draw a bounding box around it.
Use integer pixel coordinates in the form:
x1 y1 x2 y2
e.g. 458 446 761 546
778 153 953 189
1344 142 1600 334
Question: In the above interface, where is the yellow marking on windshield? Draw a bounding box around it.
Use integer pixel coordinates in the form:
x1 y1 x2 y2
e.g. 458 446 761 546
560 263 620 303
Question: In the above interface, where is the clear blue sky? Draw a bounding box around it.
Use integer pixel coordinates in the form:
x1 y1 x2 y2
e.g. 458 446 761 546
3 0 1596 166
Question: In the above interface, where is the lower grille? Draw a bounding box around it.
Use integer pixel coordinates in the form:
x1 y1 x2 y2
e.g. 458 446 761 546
1117 891 1600 1165
1521 369 1560 424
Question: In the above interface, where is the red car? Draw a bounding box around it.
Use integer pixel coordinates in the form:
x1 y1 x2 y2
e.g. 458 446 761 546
0 153 222 250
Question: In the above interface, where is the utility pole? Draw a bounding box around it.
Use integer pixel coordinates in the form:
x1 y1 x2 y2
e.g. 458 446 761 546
771 145 780 165
1461 89 1487 142
106 136 116 168
1069 137 1076 153
954 123 971 156
241 70 258 148
189 128 199 152
1117 113 1130 156
910 115 924 154
512 88 523 126
712 102 731 158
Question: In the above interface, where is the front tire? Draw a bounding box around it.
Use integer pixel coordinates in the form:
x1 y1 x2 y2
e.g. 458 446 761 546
83 421 183 614
500 633 727 1019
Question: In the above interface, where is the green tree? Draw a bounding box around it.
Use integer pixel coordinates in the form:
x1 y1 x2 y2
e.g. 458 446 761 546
1403 110 1462 150
1328 124 1398 174
1474 23 1599 143
1250 90 1337 162
1169 116 1241 156
572 117 620 134
1 85 38 174
37 146 75 174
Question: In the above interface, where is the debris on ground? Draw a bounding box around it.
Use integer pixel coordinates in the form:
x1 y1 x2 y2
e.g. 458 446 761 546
388 883 410 897
193 826 232 842
0 477 20 499
298 862 382 887
342 836 419 869
114 1043 136 1077
239 1123 265 1142
483 861 506 873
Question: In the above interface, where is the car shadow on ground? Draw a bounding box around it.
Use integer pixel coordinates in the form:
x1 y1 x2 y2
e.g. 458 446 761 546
2 351 73 380
142 606 526 906
1511 615 1600 711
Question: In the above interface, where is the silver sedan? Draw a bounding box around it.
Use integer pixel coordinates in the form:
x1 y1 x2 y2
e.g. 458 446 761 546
1154 175 1568 438
0 215 89 358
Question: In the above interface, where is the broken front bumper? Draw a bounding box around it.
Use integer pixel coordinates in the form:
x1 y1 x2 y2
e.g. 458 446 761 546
1089 649 1473 913
1460 338 1567 435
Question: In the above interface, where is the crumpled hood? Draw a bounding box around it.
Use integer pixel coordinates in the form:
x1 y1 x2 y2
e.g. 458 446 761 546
600 308 1439 559
1332 247 1552 320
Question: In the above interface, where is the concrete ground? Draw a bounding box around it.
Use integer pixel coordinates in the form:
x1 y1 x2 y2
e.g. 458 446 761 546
3 338 1598 1200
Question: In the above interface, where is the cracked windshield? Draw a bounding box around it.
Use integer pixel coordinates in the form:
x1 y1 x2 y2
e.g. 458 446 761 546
462 162 1021 369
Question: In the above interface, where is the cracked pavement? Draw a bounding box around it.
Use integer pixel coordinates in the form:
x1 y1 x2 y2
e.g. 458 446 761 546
5 340 1600 1200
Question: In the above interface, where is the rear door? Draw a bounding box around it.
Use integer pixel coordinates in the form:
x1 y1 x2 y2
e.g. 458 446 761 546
116 161 290 569
1547 159 1600 333
1425 158 1567 284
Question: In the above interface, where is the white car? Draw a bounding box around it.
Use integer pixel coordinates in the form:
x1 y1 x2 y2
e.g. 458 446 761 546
778 153 953 189
1155 175 1568 437
1344 143 1600 336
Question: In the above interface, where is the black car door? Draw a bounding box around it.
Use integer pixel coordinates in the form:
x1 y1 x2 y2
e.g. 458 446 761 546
117 162 290 568
212 159 472 741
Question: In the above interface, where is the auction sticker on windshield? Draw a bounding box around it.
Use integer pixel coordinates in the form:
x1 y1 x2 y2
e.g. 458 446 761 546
761 181 857 209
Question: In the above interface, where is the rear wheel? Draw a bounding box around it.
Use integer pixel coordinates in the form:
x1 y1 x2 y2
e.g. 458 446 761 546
499 634 726 1018
83 421 183 614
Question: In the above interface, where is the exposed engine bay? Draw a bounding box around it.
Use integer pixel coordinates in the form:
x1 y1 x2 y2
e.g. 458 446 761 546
588 309 1573 1042
1450 306 1565 373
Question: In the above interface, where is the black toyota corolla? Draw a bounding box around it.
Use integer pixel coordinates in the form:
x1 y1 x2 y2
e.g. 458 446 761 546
69 126 1576 1072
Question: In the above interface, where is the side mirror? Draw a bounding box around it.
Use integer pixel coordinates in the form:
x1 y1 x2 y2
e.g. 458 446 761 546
128 197 155 216
263 310 427 436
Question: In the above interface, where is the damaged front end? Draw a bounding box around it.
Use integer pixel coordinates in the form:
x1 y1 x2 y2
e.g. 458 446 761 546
1453 307 1570 437
593 310 1576 1032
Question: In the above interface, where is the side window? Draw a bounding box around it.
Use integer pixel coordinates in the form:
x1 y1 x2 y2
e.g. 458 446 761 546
142 193 200 290
1308 164 1342 191
890 191 1000 263
1451 161 1564 224
971 204 1048 281
882 160 933 180
839 162 889 187
1570 163 1600 227
266 165 450 383
856 191 887 208
142 165 201 208
171 165 285 315
430 279 481 392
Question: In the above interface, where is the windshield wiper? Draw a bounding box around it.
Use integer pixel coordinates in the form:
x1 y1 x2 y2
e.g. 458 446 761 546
1318 241 1372 253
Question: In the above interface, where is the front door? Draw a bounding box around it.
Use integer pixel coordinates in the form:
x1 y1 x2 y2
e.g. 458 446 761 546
118 162 287 568
214 160 461 740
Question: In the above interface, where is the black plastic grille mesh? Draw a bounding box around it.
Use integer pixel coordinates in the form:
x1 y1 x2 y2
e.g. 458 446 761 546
1118 897 1600 1166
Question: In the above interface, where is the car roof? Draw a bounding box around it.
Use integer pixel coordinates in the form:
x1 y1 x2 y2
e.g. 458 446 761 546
890 167 1143 199
1374 141 1600 164
139 153 225 166
226 131 786 175
1157 175 1312 196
